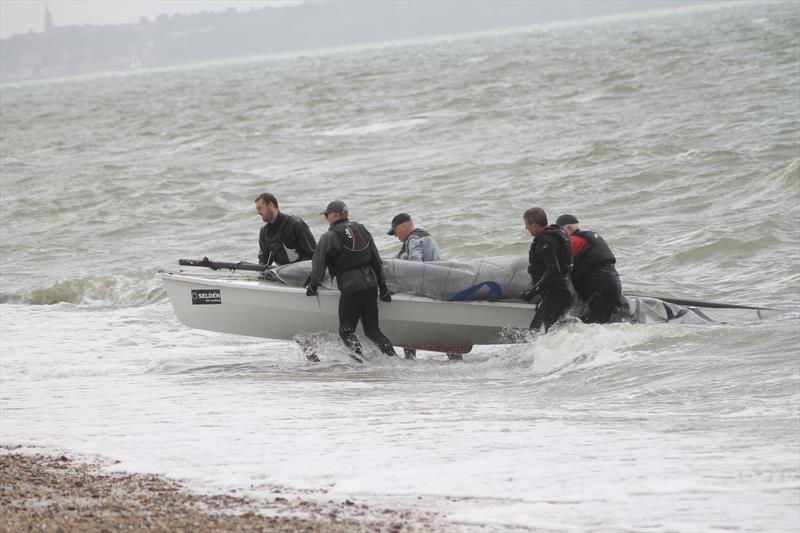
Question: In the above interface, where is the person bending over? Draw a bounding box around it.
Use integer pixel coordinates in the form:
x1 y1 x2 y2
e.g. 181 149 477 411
306 200 397 360
556 214 622 324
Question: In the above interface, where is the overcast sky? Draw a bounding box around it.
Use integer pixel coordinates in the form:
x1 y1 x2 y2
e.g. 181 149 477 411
0 1 299 39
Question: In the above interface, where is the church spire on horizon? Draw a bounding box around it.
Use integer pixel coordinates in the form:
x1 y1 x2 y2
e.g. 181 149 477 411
44 3 54 34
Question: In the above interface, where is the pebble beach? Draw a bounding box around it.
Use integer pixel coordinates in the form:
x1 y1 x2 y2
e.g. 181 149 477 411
2 2 798 531
0 446 444 533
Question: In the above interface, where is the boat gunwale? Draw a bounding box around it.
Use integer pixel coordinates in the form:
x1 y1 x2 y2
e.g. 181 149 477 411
158 270 533 309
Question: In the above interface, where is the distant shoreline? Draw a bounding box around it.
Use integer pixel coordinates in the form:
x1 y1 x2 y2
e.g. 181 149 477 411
0 0 721 84
0 445 440 532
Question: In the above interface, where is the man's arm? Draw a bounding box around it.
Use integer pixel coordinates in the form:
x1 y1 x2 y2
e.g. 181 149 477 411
308 232 331 287
291 219 317 262
405 235 424 262
532 236 562 292
258 225 270 265
367 233 391 302
368 233 385 287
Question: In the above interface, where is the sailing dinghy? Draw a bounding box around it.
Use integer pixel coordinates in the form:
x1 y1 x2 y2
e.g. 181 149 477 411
160 256 780 354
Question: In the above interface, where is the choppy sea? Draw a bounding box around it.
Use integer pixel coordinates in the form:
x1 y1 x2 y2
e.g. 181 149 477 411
2 2 799 531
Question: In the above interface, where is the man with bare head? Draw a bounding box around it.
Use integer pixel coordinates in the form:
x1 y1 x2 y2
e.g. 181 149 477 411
255 192 316 266
522 207 573 332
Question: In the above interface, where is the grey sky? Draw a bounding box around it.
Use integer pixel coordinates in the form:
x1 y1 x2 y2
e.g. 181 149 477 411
0 1 298 39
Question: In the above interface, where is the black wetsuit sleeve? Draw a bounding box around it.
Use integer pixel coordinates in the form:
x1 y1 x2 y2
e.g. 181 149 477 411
258 225 269 265
309 231 333 287
533 236 562 292
368 234 387 290
289 218 317 262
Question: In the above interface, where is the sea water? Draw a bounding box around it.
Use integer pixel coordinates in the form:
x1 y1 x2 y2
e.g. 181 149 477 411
1 2 799 531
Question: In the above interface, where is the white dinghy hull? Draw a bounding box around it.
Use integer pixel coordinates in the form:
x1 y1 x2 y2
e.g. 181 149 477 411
160 272 533 352
161 257 781 354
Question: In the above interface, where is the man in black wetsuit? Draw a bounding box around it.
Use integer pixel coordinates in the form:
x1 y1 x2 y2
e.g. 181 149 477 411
521 207 573 332
305 200 398 359
255 192 316 266
556 214 622 324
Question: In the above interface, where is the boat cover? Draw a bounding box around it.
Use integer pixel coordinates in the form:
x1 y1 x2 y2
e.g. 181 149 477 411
264 256 780 325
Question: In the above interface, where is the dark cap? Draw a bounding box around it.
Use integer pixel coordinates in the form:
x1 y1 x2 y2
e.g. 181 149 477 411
556 213 579 226
387 213 411 235
321 200 347 216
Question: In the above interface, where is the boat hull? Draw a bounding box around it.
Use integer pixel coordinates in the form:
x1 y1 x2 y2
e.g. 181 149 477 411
160 272 534 350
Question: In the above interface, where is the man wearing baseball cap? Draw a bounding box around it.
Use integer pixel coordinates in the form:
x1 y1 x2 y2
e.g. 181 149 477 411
387 213 443 262
387 212 446 359
306 200 398 360
556 213 622 324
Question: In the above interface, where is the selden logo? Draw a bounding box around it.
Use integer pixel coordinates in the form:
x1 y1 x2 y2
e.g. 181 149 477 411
191 289 221 304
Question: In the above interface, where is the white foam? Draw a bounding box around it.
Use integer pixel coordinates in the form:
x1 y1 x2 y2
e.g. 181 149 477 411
320 118 428 136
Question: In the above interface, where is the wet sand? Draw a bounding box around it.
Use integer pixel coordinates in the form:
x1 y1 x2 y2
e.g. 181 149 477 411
0 445 441 533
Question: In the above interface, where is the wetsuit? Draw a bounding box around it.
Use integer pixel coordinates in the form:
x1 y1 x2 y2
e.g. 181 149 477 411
526 225 574 332
258 212 316 266
308 219 397 357
570 230 622 324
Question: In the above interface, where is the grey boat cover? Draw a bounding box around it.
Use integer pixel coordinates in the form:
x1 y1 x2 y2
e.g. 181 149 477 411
266 256 780 325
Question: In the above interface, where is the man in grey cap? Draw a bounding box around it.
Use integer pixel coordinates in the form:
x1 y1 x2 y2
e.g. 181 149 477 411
306 200 398 360
556 213 622 324
387 212 448 359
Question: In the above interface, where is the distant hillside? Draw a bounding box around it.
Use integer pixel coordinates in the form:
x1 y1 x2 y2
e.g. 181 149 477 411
1 0 698 82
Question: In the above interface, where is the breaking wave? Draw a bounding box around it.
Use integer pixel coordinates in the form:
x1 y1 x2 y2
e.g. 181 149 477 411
0 272 166 307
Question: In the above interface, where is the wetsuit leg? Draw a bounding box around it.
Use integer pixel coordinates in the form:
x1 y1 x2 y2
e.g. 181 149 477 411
571 276 592 304
338 291 364 355
403 348 417 360
360 289 398 357
530 283 573 333
584 267 622 324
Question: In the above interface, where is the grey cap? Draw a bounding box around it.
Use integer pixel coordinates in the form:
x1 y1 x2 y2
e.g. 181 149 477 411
321 200 347 216
387 213 411 235
556 213 579 226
